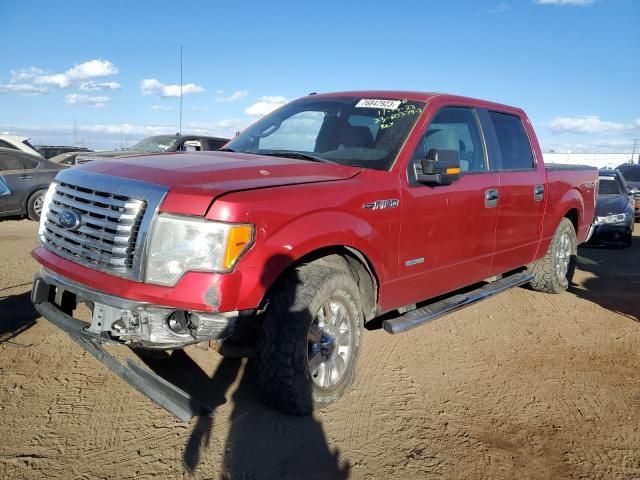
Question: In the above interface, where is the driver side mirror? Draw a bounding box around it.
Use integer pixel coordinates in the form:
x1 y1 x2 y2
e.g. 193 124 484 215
414 148 461 186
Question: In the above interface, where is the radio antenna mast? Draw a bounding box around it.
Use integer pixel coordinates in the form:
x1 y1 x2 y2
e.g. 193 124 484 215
179 45 183 138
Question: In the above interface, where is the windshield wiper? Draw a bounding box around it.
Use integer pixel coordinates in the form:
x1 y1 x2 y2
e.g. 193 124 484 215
259 151 337 164
218 147 235 152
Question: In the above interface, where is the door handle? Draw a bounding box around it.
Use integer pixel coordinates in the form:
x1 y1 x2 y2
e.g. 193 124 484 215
485 189 499 208
19 175 33 180
534 185 544 201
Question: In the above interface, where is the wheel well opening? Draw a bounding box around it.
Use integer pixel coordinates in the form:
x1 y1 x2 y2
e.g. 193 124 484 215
267 246 379 322
565 208 579 232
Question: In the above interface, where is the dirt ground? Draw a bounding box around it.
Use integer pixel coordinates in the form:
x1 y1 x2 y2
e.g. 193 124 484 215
0 218 638 480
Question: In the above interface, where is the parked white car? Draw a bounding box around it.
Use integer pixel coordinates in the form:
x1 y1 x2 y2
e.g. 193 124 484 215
0 134 42 157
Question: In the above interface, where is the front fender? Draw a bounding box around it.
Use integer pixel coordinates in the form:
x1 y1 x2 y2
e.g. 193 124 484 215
236 210 394 310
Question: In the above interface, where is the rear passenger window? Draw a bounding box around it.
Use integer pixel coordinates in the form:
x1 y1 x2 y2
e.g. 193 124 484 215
22 157 39 169
489 111 534 170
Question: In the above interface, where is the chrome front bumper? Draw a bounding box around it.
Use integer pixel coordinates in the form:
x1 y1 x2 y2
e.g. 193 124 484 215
31 268 246 349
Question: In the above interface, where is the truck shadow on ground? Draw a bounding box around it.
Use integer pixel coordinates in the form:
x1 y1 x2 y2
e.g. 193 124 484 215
571 232 640 322
0 289 38 344
139 253 351 479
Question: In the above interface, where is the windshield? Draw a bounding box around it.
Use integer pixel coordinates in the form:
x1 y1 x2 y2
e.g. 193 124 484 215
598 177 622 195
225 96 426 171
619 167 640 182
130 136 178 153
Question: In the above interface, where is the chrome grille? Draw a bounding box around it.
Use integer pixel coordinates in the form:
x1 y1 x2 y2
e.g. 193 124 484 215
43 181 147 277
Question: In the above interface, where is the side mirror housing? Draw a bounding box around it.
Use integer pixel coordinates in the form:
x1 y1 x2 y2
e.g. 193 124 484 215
414 148 461 186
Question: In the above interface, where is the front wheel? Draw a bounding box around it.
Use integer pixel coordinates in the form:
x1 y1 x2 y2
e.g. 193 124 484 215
528 217 577 293
256 264 363 415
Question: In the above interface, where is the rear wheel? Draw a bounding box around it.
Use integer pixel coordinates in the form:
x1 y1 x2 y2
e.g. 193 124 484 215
27 189 47 221
529 217 577 293
256 264 363 415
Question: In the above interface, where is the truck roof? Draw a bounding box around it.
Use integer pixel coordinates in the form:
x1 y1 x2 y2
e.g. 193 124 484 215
308 91 525 115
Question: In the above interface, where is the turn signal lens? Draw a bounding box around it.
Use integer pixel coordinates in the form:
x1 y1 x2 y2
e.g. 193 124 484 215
223 225 254 269
446 167 461 174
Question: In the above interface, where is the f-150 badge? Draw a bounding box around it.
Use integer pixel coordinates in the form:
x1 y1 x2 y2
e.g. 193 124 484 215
363 199 399 210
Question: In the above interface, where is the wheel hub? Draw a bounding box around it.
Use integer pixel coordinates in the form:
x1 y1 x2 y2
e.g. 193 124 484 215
307 299 353 389
555 232 572 281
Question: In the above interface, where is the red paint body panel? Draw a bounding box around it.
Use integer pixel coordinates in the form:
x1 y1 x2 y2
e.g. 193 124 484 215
33 91 597 317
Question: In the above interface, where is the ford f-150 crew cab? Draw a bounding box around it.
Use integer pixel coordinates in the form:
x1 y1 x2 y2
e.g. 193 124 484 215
31 91 598 419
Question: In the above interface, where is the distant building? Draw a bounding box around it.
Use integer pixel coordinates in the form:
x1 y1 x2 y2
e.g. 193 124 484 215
543 152 638 169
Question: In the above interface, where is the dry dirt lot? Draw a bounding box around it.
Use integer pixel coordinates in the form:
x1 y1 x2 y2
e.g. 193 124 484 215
0 219 638 480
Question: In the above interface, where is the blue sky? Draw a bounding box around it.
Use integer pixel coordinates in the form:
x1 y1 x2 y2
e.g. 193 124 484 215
0 0 638 152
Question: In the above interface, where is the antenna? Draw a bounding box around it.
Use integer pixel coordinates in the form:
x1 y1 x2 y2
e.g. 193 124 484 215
631 138 638 164
179 45 183 138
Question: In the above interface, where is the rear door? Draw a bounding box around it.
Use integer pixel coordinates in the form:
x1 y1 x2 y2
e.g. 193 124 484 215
479 110 546 275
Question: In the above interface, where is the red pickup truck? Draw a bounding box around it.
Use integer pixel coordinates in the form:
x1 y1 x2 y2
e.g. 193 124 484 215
31 91 597 419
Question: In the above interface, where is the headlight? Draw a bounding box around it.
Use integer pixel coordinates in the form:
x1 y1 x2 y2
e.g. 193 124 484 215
145 214 254 286
594 213 630 225
37 183 56 243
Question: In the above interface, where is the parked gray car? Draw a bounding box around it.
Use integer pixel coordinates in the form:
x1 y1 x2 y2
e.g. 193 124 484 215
0 148 64 221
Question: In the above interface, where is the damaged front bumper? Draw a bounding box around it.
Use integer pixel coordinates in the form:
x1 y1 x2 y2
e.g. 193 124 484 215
32 268 250 349
31 268 254 421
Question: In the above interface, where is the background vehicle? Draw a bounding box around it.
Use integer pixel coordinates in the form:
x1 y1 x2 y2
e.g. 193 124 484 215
587 169 634 246
49 151 90 167
0 134 42 157
74 134 228 163
617 163 640 220
36 145 92 159
31 92 597 419
0 147 63 221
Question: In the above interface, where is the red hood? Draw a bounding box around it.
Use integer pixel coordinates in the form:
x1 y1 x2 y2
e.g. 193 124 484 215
77 151 361 215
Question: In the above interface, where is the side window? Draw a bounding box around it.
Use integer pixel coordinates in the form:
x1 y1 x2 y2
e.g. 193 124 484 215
412 107 487 172
22 157 40 169
0 154 24 171
0 140 18 150
488 111 534 170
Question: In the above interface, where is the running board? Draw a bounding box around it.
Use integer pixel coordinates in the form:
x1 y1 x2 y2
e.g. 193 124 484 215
382 271 534 334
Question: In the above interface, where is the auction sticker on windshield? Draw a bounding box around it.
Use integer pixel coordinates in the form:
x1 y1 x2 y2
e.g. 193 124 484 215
355 99 401 110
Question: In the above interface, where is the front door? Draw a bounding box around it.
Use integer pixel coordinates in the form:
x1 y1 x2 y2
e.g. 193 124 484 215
390 107 499 307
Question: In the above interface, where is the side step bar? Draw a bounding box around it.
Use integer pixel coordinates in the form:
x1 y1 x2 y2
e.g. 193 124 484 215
382 271 534 334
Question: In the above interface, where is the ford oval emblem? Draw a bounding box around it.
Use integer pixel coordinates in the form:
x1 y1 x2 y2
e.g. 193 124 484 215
58 209 81 231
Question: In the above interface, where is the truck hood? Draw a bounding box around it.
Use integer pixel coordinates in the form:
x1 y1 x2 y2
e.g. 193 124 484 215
78 151 361 215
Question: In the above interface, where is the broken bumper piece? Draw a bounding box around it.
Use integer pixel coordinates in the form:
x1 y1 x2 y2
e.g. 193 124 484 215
31 268 253 421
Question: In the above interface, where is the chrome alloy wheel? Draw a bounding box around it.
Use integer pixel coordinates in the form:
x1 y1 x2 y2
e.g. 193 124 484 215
307 298 353 389
555 232 572 281
33 194 44 216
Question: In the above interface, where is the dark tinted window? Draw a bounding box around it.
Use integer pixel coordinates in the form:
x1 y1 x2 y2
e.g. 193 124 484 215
619 166 640 182
489 111 535 170
22 156 39 169
598 177 622 194
412 107 487 172
0 140 18 150
0 154 24 170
